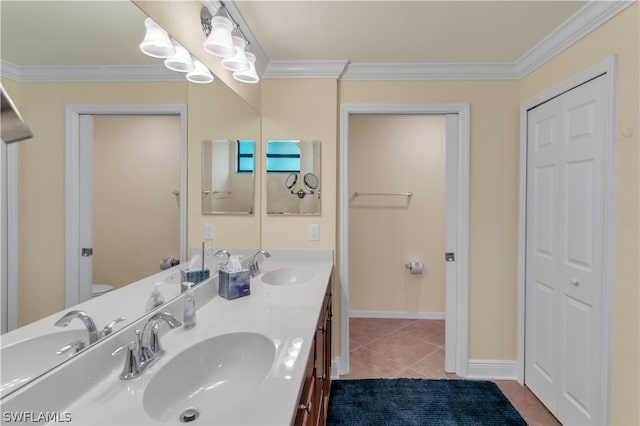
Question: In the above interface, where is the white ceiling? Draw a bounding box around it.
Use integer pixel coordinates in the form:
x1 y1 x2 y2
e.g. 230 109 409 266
234 1 587 64
1 1 592 73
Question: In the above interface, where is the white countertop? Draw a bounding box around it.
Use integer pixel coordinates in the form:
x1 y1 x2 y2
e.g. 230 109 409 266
2 249 333 426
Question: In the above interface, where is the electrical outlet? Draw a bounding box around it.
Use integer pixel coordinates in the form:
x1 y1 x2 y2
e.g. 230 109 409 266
309 224 320 241
204 223 214 241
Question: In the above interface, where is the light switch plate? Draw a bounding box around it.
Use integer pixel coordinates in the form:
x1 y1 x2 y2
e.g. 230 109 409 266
204 223 214 241
309 224 320 241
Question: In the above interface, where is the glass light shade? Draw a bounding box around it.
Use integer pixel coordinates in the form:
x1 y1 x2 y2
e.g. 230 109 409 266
164 40 194 73
186 59 214 84
233 51 259 84
139 18 175 58
221 33 250 72
203 13 235 57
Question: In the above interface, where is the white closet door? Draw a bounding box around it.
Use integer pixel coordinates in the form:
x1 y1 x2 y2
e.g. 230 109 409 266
525 75 607 425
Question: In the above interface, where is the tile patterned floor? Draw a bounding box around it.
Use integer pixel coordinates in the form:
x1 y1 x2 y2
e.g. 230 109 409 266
341 318 561 426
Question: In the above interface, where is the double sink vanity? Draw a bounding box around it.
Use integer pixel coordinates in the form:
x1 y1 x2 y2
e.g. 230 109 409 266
1 249 333 425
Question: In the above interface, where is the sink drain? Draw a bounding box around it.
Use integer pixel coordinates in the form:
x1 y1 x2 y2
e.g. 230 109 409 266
179 408 200 423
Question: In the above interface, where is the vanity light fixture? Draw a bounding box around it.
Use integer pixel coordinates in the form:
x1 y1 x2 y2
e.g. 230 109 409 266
164 39 195 73
139 20 213 84
186 59 215 84
202 6 236 57
233 51 259 83
221 28 250 72
201 4 260 83
139 18 175 58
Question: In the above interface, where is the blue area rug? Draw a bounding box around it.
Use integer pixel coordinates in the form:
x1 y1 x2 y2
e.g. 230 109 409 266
327 379 527 426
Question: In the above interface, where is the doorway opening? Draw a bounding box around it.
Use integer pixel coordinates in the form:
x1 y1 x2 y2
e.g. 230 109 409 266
339 103 470 378
64 104 187 307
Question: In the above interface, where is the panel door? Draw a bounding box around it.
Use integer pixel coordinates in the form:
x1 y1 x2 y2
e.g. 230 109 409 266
525 75 607 425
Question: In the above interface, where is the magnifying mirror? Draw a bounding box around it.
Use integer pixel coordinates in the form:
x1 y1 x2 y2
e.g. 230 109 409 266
303 173 319 192
285 173 298 190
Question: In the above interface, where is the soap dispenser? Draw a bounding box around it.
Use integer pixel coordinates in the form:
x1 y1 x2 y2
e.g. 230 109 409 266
183 282 196 330
145 283 165 312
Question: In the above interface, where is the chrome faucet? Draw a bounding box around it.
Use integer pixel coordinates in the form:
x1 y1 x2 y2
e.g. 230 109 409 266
248 250 271 277
112 312 181 380
213 249 231 270
55 310 99 344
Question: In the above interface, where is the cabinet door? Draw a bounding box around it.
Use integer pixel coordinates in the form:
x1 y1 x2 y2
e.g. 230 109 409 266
294 348 315 426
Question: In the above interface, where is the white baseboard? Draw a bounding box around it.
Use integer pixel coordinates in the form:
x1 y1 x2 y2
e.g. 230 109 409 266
467 359 518 380
331 358 340 379
349 310 445 320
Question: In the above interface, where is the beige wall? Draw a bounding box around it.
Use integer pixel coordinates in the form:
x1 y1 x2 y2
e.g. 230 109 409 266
93 115 181 289
11 81 187 326
260 79 338 250
186 80 261 250
340 80 522 360
520 4 639 424
348 115 446 313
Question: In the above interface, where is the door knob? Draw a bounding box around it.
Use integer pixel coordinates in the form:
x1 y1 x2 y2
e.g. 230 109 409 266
570 278 579 286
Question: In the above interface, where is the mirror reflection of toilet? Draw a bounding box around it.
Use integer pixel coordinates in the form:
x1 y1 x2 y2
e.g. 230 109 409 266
91 284 114 298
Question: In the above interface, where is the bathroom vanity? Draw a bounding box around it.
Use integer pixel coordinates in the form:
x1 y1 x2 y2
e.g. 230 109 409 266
1 250 333 425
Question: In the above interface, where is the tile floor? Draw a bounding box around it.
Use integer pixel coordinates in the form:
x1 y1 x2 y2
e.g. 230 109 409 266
340 318 561 426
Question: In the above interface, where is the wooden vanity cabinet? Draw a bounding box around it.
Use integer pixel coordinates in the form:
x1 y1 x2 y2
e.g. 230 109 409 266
294 283 332 426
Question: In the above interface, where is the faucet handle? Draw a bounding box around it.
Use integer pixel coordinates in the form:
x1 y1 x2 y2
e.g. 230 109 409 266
101 316 126 338
56 339 86 356
147 323 165 358
111 341 141 380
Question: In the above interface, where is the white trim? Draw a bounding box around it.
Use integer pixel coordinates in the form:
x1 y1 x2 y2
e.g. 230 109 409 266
349 311 445 320
340 62 518 81
331 359 340 380
339 103 470 378
7 144 18 331
64 104 188 307
515 1 633 78
263 60 349 79
1 141 19 332
467 360 518 380
517 56 616 424
1 61 183 83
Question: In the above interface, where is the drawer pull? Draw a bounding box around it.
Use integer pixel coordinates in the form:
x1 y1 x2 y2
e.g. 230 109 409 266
299 402 312 413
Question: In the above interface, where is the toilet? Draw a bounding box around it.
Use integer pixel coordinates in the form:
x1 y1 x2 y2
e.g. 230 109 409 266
91 284 114 298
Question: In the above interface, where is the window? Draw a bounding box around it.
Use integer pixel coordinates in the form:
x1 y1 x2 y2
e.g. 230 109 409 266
266 140 300 173
236 140 254 173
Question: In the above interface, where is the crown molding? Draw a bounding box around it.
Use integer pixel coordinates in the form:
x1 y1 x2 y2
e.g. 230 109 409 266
263 60 349 79
0 61 184 83
515 0 635 78
340 62 519 81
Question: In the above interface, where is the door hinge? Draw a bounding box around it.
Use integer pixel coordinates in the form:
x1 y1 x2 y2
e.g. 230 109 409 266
81 248 93 257
445 252 455 262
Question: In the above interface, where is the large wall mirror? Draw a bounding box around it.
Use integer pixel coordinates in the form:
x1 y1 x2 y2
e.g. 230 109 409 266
0 0 261 398
202 140 255 214
266 140 321 215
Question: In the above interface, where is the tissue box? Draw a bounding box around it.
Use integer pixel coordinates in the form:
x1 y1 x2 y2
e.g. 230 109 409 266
181 268 210 292
218 269 250 300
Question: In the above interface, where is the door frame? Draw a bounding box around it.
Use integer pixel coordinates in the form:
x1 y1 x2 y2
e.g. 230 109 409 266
339 103 470 377
64 104 187 308
517 56 616 423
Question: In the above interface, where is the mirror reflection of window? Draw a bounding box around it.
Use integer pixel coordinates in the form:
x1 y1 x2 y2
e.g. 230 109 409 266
266 140 301 173
202 139 255 215
266 140 321 215
237 140 254 173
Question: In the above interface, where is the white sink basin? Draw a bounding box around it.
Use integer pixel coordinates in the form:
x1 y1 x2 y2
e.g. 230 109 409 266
143 332 275 423
261 268 314 285
1 329 86 398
